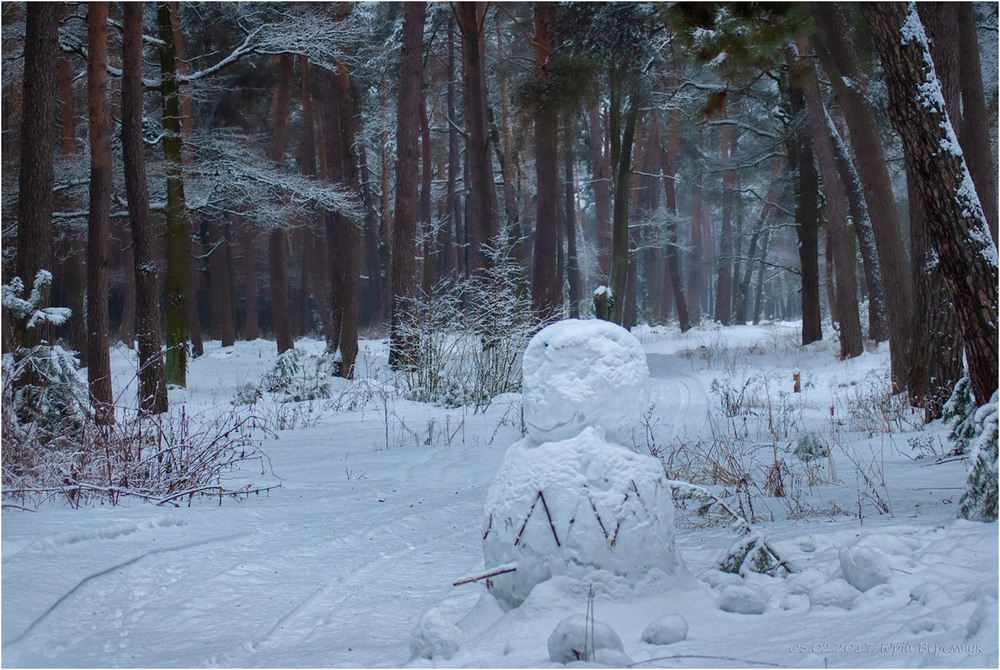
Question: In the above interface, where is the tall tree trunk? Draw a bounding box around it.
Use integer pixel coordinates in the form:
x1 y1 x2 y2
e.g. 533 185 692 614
389 2 426 369
735 155 782 326
785 66 822 346
118 225 136 347
659 67 691 332
687 129 704 327
209 222 236 347
906 5 964 418
609 70 638 326
715 121 735 325
530 5 560 322
813 4 912 390
268 53 295 355
957 3 998 244
420 96 435 296
795 45 862 358
588 105 612 279
863 3 998 406
564 124 582 319
457 2 498 276
751 227 771 326
357 142 385 326
494 21 523 263
14 2 58 351
87 2 114 426
823 97 888 343
157 1 188 387
241 229 259 340
121 2 167 415
445 15 462 278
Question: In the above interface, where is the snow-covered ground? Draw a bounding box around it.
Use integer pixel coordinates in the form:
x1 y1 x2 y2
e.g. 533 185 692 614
2 321 997 668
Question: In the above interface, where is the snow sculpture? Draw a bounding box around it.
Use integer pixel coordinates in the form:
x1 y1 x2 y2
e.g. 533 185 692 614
482 319 679 610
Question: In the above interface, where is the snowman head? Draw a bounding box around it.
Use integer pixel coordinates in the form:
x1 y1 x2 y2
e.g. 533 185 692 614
521 319 649 445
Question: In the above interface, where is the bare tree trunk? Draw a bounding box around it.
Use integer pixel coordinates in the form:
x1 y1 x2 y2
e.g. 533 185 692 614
420 96 435 296
813 4 912 390
687 129 704 327
609 70 638 326
715 121 735 325
785 65 822 346
157 1 188 387
118 224 136 348
795 45 862 358
445 16 462 278
241 228 259 340
121 1 167 414
906 5 964 418
864 2 998 406
14 2 58 351
564 124 582 319
87 2 114 425
530 5 560 322
457 2 498 276
268 53 295 355
957 3 998 244
389 2 426 369
659 67 691 332
588 105 612 279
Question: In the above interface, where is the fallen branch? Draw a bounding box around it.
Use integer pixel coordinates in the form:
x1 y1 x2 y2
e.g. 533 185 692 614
453 562 518 587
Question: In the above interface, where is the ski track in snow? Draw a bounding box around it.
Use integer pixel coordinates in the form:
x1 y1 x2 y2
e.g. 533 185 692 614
2 328 997 668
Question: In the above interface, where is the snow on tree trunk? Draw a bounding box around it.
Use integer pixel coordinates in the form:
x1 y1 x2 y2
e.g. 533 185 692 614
863 3 998 407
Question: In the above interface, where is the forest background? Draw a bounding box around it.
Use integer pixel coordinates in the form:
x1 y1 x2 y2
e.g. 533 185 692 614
1 2 998 513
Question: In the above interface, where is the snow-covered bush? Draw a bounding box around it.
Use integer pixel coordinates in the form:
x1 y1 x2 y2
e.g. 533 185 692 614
409 607 462 660
258 348 336 403
958 391 998 522
943 376 978 454
793 432 828 462
396 236 541 412
2 272 88 494
641 614 688 645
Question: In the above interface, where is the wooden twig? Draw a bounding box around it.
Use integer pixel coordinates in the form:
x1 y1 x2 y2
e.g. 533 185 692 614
536 490 561 547
453 563 517 587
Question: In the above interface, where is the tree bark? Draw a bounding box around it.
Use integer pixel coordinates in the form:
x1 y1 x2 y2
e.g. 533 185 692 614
609 70 638 326
957 3 998 244
785 65 822 346
863 3 998 406
715 121 735 325
687 128 704 327
241 229 260 340
456 2 498 276
564 123 582 319
389 2 426 369
121 2 168 414
87 2 114 425
659 67 691 332
530 4 560 322
796 45 862 358
588 105 612 279
157 1 188 387
813 4 912 390
268 53 295 355
15 3 58 351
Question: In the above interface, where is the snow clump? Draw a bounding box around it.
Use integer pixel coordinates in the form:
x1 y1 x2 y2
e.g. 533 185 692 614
409 608 462 661
521 318 649 445
717 583 767 614
839 545 893 592
808 579 860 610
547 613 625 664
641 614 688 645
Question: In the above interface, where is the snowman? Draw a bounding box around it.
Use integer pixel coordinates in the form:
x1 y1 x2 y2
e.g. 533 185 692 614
482 319 679 610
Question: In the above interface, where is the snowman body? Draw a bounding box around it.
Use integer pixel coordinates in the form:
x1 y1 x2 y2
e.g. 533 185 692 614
483 319 678 609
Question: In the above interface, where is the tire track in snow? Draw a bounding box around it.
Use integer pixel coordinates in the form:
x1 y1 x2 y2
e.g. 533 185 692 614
2 531 249 651
646 353 712 440
223 500 474 665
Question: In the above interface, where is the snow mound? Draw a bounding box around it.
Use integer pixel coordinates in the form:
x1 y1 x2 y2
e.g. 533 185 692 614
547 614 624 664
717 584 767 614
409 608 462 661
641 614 688 645
482 428 678 609
808 579 860 610
521 319 649 445
839 545 892 592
